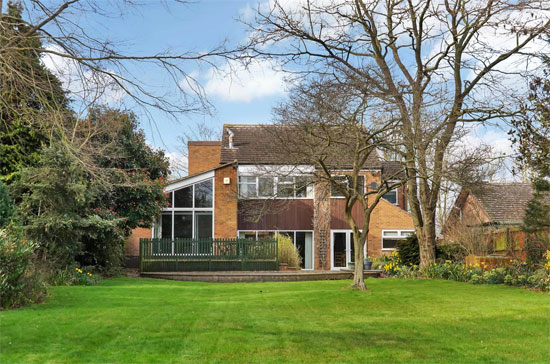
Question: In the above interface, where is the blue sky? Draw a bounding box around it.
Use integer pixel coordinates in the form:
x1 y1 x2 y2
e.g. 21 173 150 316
90 1 287 170
23 0 529 179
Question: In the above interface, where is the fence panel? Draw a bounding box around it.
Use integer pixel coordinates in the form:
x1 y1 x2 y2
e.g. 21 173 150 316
140 238 279 272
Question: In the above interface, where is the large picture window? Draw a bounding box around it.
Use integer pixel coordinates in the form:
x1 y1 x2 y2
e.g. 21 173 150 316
156 178 214 240
238 175 313 198
238 230 313 269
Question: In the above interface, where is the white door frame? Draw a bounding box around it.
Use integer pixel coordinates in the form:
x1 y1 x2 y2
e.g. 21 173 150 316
330 230 366 270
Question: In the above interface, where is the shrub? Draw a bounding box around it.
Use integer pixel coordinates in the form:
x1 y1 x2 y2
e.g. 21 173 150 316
0 226 47 309
277 233 302 268
397 235 420 266
49 266 100 286
524 231 550 266
0 181 14 228
436 243 467 262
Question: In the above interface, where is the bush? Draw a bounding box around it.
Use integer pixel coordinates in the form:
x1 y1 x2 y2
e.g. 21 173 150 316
436 243 467 262
0 181 14 228
524 231 550 266
49 266 100 286
0 226 47 309
397 235 420 266
277 233 302 268
388 252 550 292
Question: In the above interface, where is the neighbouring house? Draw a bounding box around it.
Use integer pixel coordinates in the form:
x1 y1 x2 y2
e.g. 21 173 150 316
445 183 537 228
125 124 414 270
443 183 546 259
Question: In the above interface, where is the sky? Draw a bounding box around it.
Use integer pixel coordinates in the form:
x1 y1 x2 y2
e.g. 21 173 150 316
97 0 290 173
22 0 534 179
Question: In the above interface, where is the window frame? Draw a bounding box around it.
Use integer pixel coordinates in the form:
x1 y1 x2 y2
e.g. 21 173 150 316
330 174 365 199
381 229 414 251
155 177 215 240
238 175 314 199
382 189 399 205
237 230 315 269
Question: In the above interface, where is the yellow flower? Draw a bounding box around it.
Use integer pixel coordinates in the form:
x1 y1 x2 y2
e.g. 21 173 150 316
445 260 452 264
509 259 513 263
469 270 472 273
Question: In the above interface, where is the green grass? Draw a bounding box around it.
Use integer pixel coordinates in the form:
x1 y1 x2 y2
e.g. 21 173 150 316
1 278 549 364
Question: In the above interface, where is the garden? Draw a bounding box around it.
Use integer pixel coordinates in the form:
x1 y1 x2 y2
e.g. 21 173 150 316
1 277 550 364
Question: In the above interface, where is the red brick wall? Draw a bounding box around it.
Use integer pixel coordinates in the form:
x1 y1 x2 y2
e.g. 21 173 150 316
214 164 238 238
188 141 221 175
125 227 152 257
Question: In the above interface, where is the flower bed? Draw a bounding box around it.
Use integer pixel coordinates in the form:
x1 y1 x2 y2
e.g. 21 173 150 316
382 250 550 292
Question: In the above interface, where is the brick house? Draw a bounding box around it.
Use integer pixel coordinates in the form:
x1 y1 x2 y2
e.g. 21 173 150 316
126 124 414 270
444 183 536 229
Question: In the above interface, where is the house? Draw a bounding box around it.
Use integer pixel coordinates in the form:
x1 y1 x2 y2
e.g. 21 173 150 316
444 183 536 229
125 124 414 270
443 183 546 259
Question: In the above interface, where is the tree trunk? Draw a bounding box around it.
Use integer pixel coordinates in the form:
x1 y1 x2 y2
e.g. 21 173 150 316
418 217 437 268
352 233 366 290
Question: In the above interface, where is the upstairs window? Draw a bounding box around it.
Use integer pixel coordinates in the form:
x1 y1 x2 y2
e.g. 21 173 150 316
238 176 257 198
382 189 398 205
239 175 313 198
331 175 365 198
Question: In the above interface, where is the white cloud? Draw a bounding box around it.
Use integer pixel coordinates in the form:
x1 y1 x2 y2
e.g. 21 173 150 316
41 45 125 107
166 152 188 178
199 58 288 102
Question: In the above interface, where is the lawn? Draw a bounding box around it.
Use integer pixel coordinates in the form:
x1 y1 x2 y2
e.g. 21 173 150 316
1 278 549 364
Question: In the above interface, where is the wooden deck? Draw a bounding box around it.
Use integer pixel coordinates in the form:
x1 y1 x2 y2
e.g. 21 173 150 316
140 270 383 283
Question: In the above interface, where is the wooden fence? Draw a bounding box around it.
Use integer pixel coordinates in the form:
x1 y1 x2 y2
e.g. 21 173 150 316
139 238 279 272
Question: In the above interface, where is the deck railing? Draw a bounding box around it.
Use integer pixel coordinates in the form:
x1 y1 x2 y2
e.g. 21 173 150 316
139 238 279 272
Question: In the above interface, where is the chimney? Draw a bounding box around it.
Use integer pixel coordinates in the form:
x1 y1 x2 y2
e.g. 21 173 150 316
227 128 235 149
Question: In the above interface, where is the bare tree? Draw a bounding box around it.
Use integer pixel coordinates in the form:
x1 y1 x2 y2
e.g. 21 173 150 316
241 0 550 267
270 79 405 290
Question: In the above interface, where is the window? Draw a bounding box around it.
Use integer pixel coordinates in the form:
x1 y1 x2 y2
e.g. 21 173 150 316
258 177 274 197
277 177 294 197
331 175 365 198
174 186 192 207
238 175 313 198
156 178 214 240
382 189 398 204
237 230 313 269
382 230 414 250
194 180 213 207
173 212 192 239
238 176 257 198
195 211 213 239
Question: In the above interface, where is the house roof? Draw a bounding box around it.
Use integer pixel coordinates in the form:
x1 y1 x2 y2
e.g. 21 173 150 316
219 124 382 169
469 183 536 224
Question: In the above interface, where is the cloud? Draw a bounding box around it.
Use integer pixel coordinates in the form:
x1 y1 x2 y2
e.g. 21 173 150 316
197 58 288 102
41 45 125 108
165 152 188 178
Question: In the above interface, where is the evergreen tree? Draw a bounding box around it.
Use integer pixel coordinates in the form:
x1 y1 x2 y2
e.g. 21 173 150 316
0 1 69 184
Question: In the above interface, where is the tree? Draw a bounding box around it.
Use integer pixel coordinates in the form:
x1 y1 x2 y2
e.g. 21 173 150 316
0 1 69 184
12 108 169 272
270 79 405 289
242 0 549 267
511 65 550 251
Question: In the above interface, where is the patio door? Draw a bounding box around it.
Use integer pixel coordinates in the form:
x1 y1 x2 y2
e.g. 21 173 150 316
332 231 364 270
